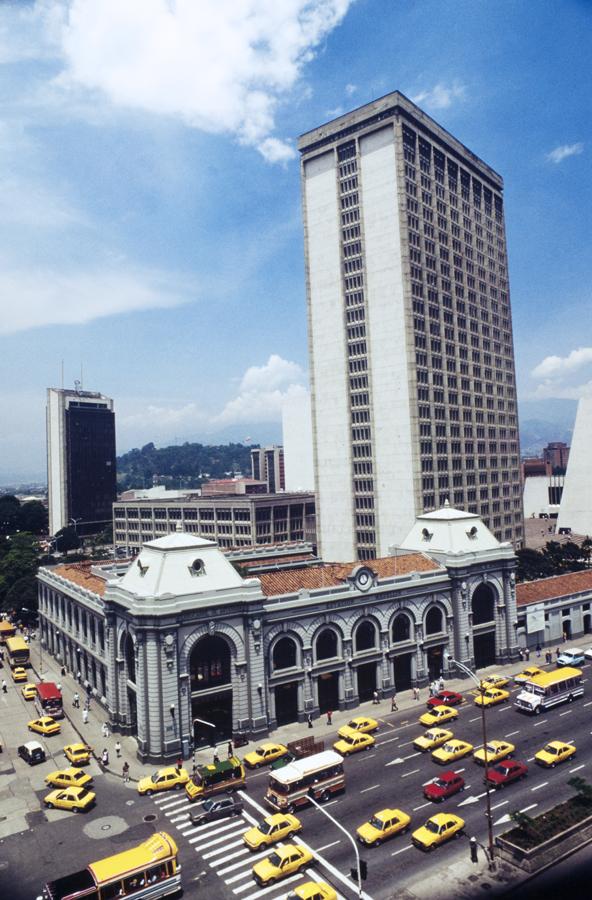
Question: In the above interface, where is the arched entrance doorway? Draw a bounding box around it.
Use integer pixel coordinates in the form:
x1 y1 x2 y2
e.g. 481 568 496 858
354 620 377 702
272 637 299 725
471 584 497 669
584 613 591 635
424 607 447 680
190 635 233 748
314 629 340 713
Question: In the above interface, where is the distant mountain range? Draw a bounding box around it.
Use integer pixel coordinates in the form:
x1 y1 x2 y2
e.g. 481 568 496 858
518 398 578 457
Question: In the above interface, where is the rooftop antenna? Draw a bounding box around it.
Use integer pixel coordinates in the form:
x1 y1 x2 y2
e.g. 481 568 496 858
61 360 64 389
74 379 81 393
80 362 83 390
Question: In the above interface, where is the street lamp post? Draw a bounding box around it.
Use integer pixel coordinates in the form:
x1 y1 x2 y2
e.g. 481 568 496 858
446 655 496 870
307 791 364 898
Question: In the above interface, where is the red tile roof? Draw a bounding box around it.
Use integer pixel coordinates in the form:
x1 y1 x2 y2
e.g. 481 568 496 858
51 563 107 597
517 569 592 607
258 553 441 597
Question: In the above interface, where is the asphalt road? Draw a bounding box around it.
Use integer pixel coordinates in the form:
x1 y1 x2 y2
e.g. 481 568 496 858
138 661 592 900
1 661 592 900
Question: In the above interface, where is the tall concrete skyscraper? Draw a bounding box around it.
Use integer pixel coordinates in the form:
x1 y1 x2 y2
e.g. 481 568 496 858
299 91 523 561
47 388 117 537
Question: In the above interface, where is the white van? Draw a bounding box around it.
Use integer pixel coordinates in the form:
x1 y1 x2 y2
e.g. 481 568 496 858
556 647 585 667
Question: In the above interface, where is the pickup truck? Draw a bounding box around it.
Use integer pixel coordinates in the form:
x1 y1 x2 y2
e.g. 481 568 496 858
557 648 586 667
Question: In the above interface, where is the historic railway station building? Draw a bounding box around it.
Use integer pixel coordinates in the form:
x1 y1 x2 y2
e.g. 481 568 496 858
37 504 522 763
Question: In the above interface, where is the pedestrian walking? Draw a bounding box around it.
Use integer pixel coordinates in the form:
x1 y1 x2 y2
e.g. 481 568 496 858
82 707 89 725
56 682 62 692
77 671 82 684
115 740 122 758
546 651 552 665
227 741 233 758
536 643 542 658
563 631 568 643
176 756 183 771
60 666 66 677
122 761 130 783
326 710 333 725
428 681 434 697
307 713 313 729
213 752 220 764
413 686 420 701
1 679 7 694
524 647 530 661
391 693 398 711
101 722 110 739
73 692 80 708
101 749 109 767
372 690 379 705
556 647 561 658
438 676 445 692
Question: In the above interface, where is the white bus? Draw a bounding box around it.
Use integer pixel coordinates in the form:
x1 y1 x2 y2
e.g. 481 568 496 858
515 666 583 715
265 750 345 812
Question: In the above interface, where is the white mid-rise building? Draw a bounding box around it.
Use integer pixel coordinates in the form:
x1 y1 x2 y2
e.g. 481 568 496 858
299 91 523 561
557 395 592 535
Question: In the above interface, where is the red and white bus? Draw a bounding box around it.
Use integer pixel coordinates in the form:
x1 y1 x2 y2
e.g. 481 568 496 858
265 750 345 811
36 682 64 719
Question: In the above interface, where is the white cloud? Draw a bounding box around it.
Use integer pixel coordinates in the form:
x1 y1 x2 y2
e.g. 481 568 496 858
532 348 592 380
345 83 357 96
0 265 192 334
410 81 466 111
527 380 592 401
54 0 355 161
546 142 584 164
215 354 307 425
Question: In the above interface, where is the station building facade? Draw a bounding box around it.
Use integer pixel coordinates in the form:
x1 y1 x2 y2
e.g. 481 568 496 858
37 505 523 763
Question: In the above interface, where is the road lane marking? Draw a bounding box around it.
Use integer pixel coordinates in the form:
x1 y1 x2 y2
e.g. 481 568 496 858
491 800 509 811
225 868 256 885
505 731 520 737
413 802 431 811
531 782 548 792
583 701 592 707
203 839 245 859
376 736 400 746
391 845 413 856
520 804 538 814
216 850 265 873
401 768 420 778
527 757 535 762
169 813 190 823
569 764 586 773
360 784 380 793
469 716 480 722
533 719 548 727
559 710 572 716
454 768 466 774
315 840 341 853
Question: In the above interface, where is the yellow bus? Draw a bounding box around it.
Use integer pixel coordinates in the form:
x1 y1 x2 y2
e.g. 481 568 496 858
38 831 181 900
6 635 30 668
515 666 583 714
0 619 16 643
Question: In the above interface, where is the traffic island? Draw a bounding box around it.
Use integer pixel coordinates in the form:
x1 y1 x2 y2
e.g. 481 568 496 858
496 777 592 873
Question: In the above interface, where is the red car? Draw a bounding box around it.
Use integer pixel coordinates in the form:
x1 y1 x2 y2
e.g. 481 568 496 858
427 690 464 709
423 770 465 802
484 759 528 789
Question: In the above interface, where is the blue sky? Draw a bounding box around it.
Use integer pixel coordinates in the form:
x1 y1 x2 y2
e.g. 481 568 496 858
0 0 590 481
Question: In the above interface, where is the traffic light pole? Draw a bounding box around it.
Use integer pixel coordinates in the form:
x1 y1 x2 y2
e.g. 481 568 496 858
446 656 496 870
307 792 364 898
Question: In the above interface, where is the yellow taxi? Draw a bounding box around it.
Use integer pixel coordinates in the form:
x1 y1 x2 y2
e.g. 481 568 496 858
252 843 313 886
21 682 37 700
333 728 375 756
474 687 510 708
413 728 454 753
64 743 92 765
515 666 544 685
44 785 96 813
28 716 61 736
45 767 93 790
137 766 190 796
244 742 289 769
12 666 28 683
419 705 459 728
480 674 510 691
412 812 465 851
473 740 515 766
356 808 411 847
432 739 474 765
287 883 336 900
337 716 379 738
535 740 576 768
243 812 302 850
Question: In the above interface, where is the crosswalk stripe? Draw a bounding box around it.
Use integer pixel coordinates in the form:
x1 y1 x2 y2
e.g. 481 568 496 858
169 812 190 823
187 819 245 844
203 838 245 860
225 868 255 885
234 873 302 898
216 849 269 874
155 796 188 810
190 824 246 850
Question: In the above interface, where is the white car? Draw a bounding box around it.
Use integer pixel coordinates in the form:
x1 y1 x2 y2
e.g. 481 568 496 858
584 648 592 662
557 648 585 667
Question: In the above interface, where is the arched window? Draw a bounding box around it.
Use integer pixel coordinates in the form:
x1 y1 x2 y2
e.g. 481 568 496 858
425 606 444 636
123 633 136 684
392 614 411 643
355 620 377 652
316 629 338 661
190 635 231 691
272 636 297 670
471 584 495 625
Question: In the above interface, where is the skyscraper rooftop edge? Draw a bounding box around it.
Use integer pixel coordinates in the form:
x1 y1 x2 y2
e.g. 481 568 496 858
297 89 503 189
